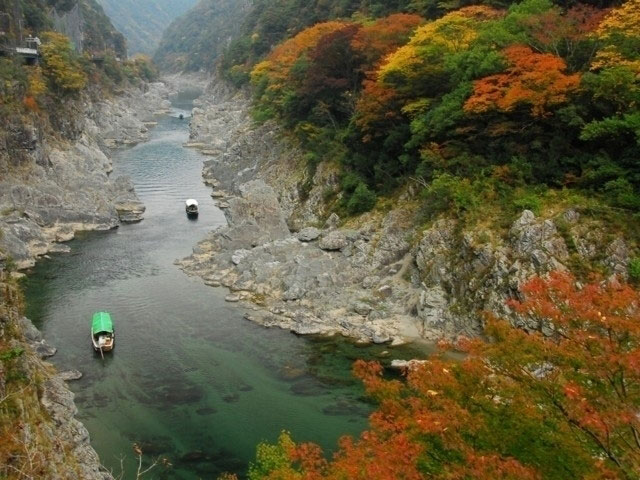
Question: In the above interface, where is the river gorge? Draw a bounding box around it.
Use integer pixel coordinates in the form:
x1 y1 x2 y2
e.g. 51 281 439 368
20 88 427 479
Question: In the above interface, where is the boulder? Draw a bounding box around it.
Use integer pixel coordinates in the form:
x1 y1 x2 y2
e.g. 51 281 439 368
376 285 393 299
319 231 348 251
34 340 57 359
59 370 83 381
297 227 321 242
115 200 145 223
283 284 306 301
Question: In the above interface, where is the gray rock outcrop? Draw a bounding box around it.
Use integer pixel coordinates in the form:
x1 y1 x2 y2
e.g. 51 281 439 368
180 77 633 344
0 83 169 269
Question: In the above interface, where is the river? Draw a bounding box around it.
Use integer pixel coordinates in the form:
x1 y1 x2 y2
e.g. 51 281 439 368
22 89 428 479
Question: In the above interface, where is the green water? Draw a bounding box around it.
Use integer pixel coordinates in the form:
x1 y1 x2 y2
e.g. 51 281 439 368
22 90 431 479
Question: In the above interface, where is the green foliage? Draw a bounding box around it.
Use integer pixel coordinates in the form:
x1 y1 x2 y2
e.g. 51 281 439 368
347 181 377 214
580 112 640 143
228 0 640 223
421 173 480 217
603 178 640 210
512 192 542 214
629 257 640 283
0 58 28 108
0 347 24 363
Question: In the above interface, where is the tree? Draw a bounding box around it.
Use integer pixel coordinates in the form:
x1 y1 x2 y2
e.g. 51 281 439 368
590 0 640 74
346 182 377 213
517 4 609 70
464 44 580 117
241 272 640 479
39 31 87 92
351 13 425 72
596 0 640 39
378 7 503 94
251 21 353 90
299 24 362 122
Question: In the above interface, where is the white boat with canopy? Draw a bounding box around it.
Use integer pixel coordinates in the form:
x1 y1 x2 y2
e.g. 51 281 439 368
185 199 198 217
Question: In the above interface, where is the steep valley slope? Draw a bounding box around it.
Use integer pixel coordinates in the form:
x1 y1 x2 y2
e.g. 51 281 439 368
178 77 632 344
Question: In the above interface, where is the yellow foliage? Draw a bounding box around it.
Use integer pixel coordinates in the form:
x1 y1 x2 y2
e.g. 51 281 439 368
591 0 640 74
27 66 47 97
596 0 640 38
250 60 272 84
39 31 87 92
591 46 640 74
401 98 431 118
379 7 503 85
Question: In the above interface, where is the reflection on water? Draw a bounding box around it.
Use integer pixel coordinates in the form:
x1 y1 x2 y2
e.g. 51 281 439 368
23 90 429 479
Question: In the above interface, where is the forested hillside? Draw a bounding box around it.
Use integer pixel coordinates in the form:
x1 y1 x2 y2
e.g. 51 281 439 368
96 0 197 55
0 0 157 168
153 0 251 72
217 0 639 240
165 0 639 241
154 0 404 72
0 0 127 57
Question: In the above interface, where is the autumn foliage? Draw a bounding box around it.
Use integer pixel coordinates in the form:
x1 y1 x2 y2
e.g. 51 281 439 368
464 45 581 117
351 14 425 72
246 0 640 215
39 32 88 92
237 272 640 480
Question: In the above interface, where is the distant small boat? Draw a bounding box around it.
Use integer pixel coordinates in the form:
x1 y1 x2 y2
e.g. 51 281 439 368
186 199 199 217
91 312 114 354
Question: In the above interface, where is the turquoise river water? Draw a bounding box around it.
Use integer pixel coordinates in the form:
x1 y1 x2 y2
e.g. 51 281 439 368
22 90 429 479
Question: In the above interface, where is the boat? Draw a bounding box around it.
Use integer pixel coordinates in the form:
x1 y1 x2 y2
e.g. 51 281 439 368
91 312 114 353
185 199 199 217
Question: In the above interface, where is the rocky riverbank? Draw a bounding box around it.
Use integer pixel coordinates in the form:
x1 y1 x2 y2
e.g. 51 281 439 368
0 275 114 479
180 78 632 344
0 82 171 270
0 80 174 478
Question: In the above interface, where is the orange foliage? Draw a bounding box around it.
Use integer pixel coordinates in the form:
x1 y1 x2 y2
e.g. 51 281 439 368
23 96 39 112
464 45 580 117
491 271 640 476
252 21 352 87
248 272 640 479
351 14 424 70
453 5 506 20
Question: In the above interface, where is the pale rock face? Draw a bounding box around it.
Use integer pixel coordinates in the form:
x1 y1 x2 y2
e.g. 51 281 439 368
179 75 632 344
0 83 171 269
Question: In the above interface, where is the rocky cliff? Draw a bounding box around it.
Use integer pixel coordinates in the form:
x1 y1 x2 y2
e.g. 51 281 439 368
0 83 171 270
179 78 632 344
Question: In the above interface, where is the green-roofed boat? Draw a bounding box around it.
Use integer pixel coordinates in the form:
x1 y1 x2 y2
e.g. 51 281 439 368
91 312 115 353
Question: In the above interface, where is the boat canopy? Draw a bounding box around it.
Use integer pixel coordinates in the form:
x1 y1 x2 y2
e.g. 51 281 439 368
186 199 198 207
92 312 114 334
